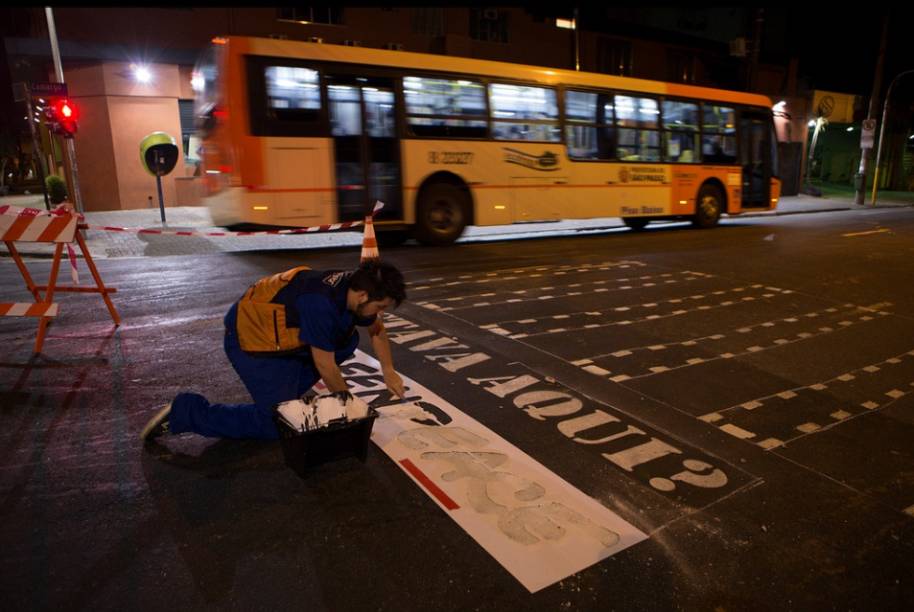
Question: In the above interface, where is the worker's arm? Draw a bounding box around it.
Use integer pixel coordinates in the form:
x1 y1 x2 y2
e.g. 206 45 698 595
310 345 349 393
368 317 405 399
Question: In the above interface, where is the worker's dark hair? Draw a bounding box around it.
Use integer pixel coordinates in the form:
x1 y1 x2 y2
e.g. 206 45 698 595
350 260 406 307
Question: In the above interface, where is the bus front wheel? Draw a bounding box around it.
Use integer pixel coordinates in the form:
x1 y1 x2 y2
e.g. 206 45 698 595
622 217 650 231
692 184 723 228
414 182 469 245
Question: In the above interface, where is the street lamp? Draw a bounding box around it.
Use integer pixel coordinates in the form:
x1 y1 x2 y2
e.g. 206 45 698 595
871 69 914 205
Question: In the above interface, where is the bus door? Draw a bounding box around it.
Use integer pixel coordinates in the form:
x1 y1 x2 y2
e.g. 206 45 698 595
325 74 402 221
738 110 775 208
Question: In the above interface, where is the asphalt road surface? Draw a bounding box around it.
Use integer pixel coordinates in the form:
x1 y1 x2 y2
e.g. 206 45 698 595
2 208 913 610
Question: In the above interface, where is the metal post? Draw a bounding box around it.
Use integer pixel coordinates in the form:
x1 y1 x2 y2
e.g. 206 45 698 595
45 7 84 215
24 94 51 211
871 69 914 205
155 173 167 225
747 8 764 91
804 117 825 191
855 14 889 205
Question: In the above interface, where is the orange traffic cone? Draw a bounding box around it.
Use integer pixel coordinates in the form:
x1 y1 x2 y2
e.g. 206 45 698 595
360 201 384 263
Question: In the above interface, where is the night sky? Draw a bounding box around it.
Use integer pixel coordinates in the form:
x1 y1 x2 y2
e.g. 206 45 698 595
1 6 913 133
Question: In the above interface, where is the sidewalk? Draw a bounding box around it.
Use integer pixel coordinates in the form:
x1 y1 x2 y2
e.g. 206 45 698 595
1 192 910 260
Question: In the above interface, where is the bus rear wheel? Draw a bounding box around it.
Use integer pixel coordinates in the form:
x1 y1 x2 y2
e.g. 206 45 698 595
414 182 469 245
622 217 650 231
692 184 723 228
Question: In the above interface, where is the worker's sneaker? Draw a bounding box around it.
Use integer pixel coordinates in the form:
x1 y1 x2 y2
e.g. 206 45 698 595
140 402 172 442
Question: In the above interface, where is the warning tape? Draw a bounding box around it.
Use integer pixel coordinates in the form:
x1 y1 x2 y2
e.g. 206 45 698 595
2 200 385 239
4 200 385 285
75 219 365 237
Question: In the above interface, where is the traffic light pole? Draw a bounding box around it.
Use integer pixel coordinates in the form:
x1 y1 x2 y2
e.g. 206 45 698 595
45 7 84 214
23 93 52 211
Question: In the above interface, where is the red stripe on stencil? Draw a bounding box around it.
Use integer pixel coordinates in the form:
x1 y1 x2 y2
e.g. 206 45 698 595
399 458 460 511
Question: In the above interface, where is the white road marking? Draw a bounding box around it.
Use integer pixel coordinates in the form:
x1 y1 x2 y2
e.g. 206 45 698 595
352 351 647 593
842 227 890 237
720 424 756 439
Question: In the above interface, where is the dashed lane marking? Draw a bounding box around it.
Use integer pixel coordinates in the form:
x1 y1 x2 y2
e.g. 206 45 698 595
418 270 712 311
408 259 649 292
697 347 914 449
478 284 788 339
608 310 881 382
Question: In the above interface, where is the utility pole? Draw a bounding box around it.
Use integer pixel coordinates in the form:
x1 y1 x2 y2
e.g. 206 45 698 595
871 69 914 205
747 8 764 91
45 6 84 214
854 13 889 205
21 87 52 211
573 7 580 71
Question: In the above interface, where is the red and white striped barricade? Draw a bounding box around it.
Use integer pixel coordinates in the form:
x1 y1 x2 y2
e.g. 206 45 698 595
0 204 119 353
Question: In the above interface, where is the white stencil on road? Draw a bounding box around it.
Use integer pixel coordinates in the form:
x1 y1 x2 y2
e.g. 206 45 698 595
350 351 647 593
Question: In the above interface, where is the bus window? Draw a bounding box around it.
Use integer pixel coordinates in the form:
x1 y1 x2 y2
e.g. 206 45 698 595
702 105 737 164
265 66 321 111
662 100 699 163
489 83 560 142
363 88 396 137
247 57 324 136
615 95 660 161
403 76 487 138
565 90 615 160
328 85 361 136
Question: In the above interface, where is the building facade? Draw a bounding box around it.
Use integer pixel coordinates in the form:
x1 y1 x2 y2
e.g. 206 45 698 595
2 7 816 211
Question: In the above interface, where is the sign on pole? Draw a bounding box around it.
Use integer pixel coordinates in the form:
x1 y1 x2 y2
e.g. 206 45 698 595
29 82 68 98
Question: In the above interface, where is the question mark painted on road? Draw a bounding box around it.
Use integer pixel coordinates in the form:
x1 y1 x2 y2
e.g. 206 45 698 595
648 459 728 492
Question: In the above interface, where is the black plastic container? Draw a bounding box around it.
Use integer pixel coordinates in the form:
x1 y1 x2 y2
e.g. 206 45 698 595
273 408 378 476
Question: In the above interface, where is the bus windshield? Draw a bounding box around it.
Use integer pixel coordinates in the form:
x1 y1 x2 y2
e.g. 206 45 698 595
192 44 221 138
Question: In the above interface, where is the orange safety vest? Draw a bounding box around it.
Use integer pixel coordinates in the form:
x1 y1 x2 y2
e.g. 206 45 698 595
235 266 313 353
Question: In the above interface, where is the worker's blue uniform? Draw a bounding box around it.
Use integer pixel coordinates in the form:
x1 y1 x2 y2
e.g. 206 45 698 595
168 270 375 440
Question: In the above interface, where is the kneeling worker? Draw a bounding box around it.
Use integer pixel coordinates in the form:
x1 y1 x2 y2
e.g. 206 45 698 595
141 260 407 442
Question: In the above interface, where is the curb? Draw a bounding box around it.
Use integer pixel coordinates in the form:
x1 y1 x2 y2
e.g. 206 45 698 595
3 203 911 261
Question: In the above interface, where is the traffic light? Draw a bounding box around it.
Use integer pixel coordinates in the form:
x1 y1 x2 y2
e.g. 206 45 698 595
44 97 79 138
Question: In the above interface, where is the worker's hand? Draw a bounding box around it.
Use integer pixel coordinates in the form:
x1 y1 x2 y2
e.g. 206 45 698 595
383 368 406 400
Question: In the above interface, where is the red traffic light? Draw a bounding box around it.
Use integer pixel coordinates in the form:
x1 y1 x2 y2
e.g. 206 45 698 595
46 98 79 137
53 99 78 121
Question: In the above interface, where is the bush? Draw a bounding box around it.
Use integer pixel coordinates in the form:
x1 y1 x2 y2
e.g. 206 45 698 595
46 175 67 204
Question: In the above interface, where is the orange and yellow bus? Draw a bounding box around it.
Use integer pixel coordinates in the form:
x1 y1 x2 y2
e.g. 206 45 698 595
193 36 780 244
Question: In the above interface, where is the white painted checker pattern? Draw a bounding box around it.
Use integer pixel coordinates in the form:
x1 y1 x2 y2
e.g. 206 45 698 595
484 284 787 339
408 259 649 292
418 270 710 311
700 346 914 449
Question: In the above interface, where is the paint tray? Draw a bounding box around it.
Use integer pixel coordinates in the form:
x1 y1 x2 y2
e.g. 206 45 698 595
273 407 378 476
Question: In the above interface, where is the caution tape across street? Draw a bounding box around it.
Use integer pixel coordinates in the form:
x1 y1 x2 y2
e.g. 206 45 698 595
75 220 365 237
2 200 387 238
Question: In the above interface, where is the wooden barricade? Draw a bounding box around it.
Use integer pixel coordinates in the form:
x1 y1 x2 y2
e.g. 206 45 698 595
0 204 119 353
